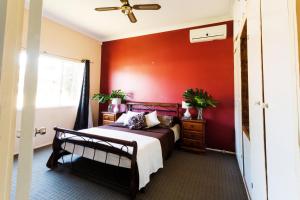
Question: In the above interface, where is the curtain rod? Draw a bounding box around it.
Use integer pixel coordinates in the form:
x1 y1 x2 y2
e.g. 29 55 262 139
42 51 94 64
21 47 94 64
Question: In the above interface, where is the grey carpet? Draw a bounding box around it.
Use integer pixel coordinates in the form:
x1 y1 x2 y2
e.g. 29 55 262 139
11 147 247 200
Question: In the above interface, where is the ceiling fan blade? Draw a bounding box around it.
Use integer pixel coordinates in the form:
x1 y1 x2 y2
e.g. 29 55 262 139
128 12 137 23
133 4 161 10
95 7 120 12
120 0 128 4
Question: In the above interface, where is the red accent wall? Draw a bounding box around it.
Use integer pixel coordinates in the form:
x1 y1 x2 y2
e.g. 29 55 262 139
101 21 235 152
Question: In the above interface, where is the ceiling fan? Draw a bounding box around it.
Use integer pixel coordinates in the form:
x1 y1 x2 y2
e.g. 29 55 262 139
95 0 161 23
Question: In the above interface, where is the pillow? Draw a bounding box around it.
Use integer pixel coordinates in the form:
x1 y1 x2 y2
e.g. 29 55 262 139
124 111 142 125
128 114 146 130
116 113 127 123
145 111 160 128
157 115 174 128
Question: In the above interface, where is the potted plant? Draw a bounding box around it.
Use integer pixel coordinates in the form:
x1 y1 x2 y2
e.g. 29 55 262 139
183 88 217 120
92 89 126 113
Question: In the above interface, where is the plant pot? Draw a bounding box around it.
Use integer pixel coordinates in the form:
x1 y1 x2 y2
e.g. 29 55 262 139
197 107 203 120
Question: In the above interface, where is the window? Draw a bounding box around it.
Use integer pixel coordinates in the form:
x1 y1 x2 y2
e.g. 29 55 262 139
17 51 84 109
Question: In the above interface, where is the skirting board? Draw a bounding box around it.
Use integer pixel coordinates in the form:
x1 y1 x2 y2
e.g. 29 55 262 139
206 148 236 155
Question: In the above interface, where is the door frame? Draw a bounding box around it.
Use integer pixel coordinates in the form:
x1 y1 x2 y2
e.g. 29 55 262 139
15 0 43 199
288 0 300 191
0 0 44 199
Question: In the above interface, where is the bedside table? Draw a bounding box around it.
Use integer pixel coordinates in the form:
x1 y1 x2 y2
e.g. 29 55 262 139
101 112 123 125
181 119 206 153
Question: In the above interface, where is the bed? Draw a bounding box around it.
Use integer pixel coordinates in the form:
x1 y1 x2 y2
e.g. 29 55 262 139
46 102 181 198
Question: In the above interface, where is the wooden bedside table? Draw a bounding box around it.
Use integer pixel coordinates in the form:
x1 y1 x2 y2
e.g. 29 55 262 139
181 119 206 153
101 112 123 125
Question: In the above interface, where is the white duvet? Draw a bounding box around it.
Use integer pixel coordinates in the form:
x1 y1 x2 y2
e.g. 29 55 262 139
62 127 163 189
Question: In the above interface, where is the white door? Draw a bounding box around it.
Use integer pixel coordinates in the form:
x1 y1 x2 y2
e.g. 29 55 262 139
247 0 268 199
261 0 300 199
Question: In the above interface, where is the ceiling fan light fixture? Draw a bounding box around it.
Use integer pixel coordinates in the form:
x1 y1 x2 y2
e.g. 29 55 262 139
121 5 131 15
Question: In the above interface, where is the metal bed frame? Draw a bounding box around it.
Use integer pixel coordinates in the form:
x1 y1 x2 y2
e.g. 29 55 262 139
46 102 180 199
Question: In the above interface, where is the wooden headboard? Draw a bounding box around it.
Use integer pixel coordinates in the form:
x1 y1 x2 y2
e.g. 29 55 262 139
126 102 180 117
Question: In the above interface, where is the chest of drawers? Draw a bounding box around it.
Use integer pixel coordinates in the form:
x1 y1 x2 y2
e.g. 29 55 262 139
101 112 122 125
181 119 206 153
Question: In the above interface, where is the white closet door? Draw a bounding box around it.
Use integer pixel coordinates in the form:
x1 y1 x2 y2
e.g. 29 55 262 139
261 0 300 199
247 0 267 199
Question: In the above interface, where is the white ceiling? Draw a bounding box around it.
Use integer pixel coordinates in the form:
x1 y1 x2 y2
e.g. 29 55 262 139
39 0 234 42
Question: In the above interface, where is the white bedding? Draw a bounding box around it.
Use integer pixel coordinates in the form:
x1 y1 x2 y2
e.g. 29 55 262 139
62 126 175 189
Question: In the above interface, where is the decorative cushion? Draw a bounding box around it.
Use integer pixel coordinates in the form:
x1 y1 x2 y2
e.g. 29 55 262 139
124 111 141 125
157 115 174 128
116 113 127 123
128 114 146 130
145 111 160 128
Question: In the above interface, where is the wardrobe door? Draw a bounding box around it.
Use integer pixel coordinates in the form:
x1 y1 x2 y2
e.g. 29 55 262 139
247 0 267 199
261 0 300 199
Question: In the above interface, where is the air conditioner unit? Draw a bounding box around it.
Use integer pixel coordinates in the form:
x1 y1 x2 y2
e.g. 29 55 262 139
190 24 227 43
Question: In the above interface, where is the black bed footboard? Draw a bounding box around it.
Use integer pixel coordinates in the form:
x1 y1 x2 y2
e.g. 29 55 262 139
46 127 138 198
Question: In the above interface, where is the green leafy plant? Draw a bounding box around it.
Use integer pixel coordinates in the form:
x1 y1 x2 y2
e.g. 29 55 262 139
110 90 126 100
92 89 126 104
183 88 217 109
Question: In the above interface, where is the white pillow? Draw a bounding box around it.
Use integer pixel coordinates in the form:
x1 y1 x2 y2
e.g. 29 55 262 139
116 113 127 123
145 111 160 128
124 111 141 125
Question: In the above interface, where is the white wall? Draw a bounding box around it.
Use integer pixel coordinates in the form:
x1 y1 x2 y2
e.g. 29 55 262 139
13 9 102 154
22 9 101 126
233 0 252 197
14 106 78 154
0 0 7 73
234 48 244 175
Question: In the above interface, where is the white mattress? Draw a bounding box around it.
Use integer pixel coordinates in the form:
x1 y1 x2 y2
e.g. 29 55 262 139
61 125 180 189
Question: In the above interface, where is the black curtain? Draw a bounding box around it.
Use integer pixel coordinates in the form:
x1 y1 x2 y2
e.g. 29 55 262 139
74 60 90 130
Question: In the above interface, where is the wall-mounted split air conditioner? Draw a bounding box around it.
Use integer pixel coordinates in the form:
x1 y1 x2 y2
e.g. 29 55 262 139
189 24 227 43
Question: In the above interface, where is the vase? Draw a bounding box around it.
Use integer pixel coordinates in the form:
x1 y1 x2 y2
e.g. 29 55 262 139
197 107 203 120
108 104 113 112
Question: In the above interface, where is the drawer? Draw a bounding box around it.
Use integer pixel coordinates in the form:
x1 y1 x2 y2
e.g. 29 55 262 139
103 120 114 125
103 114 115 121
183 130 204 140
182 138 204 148
182 122 204 131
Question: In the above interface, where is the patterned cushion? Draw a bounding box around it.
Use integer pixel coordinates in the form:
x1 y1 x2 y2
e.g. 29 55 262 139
128 113 146 130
